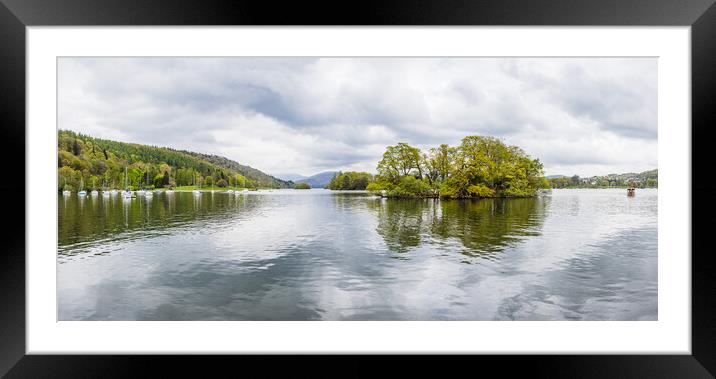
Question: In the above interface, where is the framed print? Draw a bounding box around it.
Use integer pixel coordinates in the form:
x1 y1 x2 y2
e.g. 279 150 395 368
2 0 715 377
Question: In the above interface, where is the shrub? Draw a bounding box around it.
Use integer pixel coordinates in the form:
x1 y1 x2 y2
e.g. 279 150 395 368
387 176 431 198
365 182 384 192
467 183 496 198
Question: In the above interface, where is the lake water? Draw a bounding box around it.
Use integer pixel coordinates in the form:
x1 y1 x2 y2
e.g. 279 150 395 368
58 189 657 320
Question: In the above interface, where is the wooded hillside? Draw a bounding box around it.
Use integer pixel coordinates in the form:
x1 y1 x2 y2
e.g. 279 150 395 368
57 130 292 191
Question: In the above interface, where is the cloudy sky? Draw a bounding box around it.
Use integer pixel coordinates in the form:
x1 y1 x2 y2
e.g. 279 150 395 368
58 57 657 178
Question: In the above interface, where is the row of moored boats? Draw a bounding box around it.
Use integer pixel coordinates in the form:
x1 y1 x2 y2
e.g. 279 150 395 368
63 166 251 198
62 188 252 197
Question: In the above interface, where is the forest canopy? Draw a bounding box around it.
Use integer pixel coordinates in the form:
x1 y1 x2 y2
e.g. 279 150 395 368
364 136 550 198
57 130 292 191
326 172 374 190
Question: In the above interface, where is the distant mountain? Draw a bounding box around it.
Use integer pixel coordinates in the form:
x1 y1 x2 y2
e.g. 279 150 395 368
546 175 567 179
275 173 308 182
295 171 338 189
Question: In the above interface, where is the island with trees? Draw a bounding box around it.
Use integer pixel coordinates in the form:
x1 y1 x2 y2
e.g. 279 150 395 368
357 136 549 199
326 172 374 190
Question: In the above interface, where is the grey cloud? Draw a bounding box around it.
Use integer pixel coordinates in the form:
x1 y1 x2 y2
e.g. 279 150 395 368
58 57 657 177
503 58 657 140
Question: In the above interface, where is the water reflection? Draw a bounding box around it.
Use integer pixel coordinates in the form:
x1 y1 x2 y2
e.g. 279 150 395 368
368 197 548 260
58 189 657 321
58 192 262 259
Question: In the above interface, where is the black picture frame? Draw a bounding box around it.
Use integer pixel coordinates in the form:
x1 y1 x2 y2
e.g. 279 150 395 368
1 0 714 377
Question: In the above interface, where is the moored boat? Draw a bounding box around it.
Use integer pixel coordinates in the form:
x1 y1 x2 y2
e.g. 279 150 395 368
122 166 134 198
62 178 71 196
193 174 201 195
78 177 87 196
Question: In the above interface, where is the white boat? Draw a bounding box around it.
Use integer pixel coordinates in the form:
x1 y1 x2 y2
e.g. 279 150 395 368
192 173 201 195
145 190 153 197
78 178 87 195
165 189 174 195
100 180 110 196
226 189 234 194
110 189 118 195
122 167 134 198
61 178 71 196
242 189 249 193
90 178 98 195
140 171 153 195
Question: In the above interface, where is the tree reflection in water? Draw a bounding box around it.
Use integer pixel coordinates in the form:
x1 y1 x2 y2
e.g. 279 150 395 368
368 197 549 261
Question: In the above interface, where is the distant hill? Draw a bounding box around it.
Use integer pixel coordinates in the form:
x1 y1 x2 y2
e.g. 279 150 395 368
275 173 308 182
181 151 292 188
295 171 338 189
548 169 657 188
57 130 292 190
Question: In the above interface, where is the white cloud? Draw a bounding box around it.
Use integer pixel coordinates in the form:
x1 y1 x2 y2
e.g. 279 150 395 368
58 57 657 177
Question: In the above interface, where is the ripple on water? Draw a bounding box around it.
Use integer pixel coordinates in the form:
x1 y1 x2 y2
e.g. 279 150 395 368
58 190 657 320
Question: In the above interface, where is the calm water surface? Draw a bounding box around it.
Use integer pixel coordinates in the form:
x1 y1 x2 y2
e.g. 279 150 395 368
58 189 657 320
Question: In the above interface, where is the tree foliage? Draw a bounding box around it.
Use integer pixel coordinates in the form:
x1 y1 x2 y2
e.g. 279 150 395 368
548 169 658 188
57 130 289 191
326 172 374 190
369 136 548 198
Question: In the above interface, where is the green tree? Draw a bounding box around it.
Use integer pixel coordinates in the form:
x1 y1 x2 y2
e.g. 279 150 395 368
327 172 374 190
371 135 546 199
377 142 423 183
